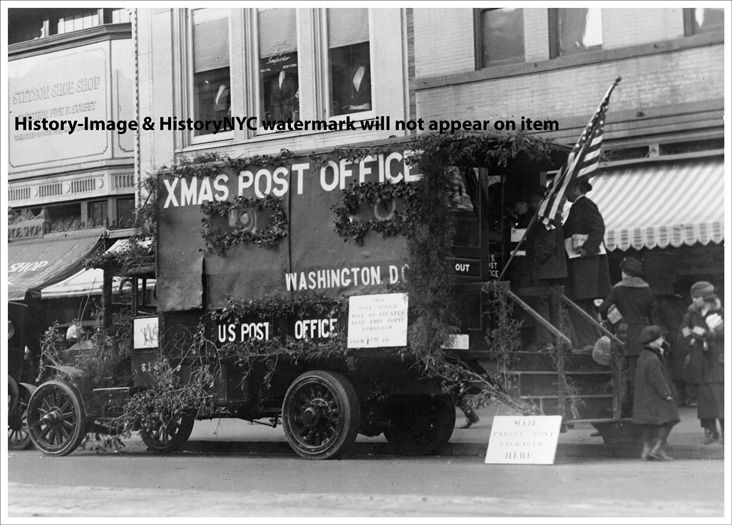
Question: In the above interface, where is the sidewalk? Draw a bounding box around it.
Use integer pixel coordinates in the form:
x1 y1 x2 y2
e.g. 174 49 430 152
123 405 723 460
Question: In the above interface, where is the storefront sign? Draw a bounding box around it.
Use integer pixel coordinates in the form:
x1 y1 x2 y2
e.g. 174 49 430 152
9 46 108 167
485 415 563 465
133 316 159 349
347 293 408 348
8 219 46 240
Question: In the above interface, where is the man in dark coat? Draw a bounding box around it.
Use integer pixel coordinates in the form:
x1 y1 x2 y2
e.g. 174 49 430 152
563 177 611 350
681 281 724 444
599 257 658 413
632 325 680 461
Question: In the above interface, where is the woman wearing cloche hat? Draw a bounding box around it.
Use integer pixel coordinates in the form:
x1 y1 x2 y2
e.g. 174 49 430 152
632 325 679 461
681 281 724 445
598 257 658 414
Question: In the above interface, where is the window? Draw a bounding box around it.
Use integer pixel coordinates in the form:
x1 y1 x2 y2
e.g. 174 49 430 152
476 8 525 68
87 200 108 227
192 9 231 136
327 8 372 116
116 197 135 227
550 8 602 57
258 8 299 122
684 8 724 36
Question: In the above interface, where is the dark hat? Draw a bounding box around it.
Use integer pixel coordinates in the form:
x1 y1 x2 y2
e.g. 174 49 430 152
620 257 644 277
690 281 715 299
638 325 664 345
571 177 593 193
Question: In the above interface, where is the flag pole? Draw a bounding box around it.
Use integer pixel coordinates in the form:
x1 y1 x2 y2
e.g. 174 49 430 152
496 76 621 282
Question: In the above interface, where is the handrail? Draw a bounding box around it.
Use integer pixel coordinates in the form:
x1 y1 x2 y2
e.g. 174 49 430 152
503 289 573 346
559 294 626 349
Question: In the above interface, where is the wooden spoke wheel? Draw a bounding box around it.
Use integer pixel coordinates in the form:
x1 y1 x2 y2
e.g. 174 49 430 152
282 370 360 460
139 411 195 454
27 380 86 456
384 394 456 456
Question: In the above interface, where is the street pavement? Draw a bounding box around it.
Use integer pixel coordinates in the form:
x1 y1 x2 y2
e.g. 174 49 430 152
178 404 724 460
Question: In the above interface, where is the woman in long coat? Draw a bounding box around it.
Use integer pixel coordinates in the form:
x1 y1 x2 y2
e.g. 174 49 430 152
632 325 680 461
682 281 724 444
599 257 658 412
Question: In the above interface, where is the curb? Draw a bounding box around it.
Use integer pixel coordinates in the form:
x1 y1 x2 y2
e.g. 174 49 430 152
182 440 724 460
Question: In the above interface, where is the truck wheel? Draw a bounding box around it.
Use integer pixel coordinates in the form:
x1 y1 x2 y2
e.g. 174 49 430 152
140 411 195 454
9 386 33 450
384 394 456 456
27 380 86 456
282 370 360 460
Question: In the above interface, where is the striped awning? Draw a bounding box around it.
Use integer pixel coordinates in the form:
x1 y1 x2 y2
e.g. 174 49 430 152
591 158 725 252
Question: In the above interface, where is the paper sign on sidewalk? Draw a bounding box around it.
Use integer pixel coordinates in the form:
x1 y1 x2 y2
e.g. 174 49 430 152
485 415 563 465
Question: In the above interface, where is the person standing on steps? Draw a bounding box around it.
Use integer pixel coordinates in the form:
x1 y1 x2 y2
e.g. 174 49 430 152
681 281 724 445
599 257 659 415
562 177 611 351
632 325 679 461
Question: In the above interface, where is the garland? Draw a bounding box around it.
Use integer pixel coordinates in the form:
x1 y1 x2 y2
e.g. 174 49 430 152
200 194 288 254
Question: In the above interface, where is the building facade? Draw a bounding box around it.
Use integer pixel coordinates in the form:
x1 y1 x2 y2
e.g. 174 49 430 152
412 7 725 295
7 8 136 325
136 7 412 175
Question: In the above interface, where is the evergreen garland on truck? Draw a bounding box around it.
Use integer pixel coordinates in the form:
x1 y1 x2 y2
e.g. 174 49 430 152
63 132 564 449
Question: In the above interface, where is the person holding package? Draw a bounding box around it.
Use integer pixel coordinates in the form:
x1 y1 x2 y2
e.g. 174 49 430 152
563 177 611 350
681 281 724 445
633 325 679 461
599 257 658 413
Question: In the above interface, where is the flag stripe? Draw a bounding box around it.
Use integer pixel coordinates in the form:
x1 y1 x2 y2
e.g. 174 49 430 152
539 80 618 229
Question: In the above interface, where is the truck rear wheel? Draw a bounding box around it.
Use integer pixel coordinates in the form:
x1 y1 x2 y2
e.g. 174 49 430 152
282 370 360 460
384 394 456 456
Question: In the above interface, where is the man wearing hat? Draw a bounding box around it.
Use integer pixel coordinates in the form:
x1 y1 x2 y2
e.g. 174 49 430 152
681 281 724 445
599 257 658 413
563 177 611 350
633 325 679 461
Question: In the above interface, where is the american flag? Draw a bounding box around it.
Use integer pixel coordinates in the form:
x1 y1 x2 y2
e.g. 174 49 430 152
538 77 621 229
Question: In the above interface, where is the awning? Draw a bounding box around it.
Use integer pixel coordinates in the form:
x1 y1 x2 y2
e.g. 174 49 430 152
591 158 724 252
8 231 104 301
40 238 155 299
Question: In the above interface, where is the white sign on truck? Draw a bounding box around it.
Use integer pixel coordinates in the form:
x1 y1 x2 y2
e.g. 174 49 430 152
347 293 408 348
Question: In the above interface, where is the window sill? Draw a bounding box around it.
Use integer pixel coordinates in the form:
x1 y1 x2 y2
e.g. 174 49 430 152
415 31 724 91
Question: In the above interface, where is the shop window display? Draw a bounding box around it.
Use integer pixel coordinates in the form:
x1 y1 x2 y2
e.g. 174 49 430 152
258 8 299 122
192 9 231 136
327 8 372 116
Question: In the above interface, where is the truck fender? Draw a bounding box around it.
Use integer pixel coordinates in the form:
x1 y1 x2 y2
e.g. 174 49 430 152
43 365 92 416
18 382 37 396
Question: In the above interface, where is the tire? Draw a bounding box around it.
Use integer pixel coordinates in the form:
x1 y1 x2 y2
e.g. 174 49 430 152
282 370 360 460
384 394 456 456
9 383 33 450
27 380 86 456
139 411 195 454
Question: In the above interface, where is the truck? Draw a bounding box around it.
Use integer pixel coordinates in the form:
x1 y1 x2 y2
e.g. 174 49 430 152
26 133 631 458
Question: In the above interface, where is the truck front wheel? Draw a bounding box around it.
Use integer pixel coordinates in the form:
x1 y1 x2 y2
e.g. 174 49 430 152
282 370 360 460
384 394 456 455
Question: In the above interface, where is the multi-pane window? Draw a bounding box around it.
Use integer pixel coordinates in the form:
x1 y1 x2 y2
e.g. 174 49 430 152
327 8 372 116
192 9 231 136
477 8 525 68
116 197 135 227
684 8 724 36
258 8 299 122
551 8 603 56
87 200 108 227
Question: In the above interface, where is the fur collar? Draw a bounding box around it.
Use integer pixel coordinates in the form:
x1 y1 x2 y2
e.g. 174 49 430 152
614 276 649 288
688 297 722 314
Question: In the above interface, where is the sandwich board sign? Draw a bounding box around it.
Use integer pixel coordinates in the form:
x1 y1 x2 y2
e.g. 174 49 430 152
485 415 563 465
